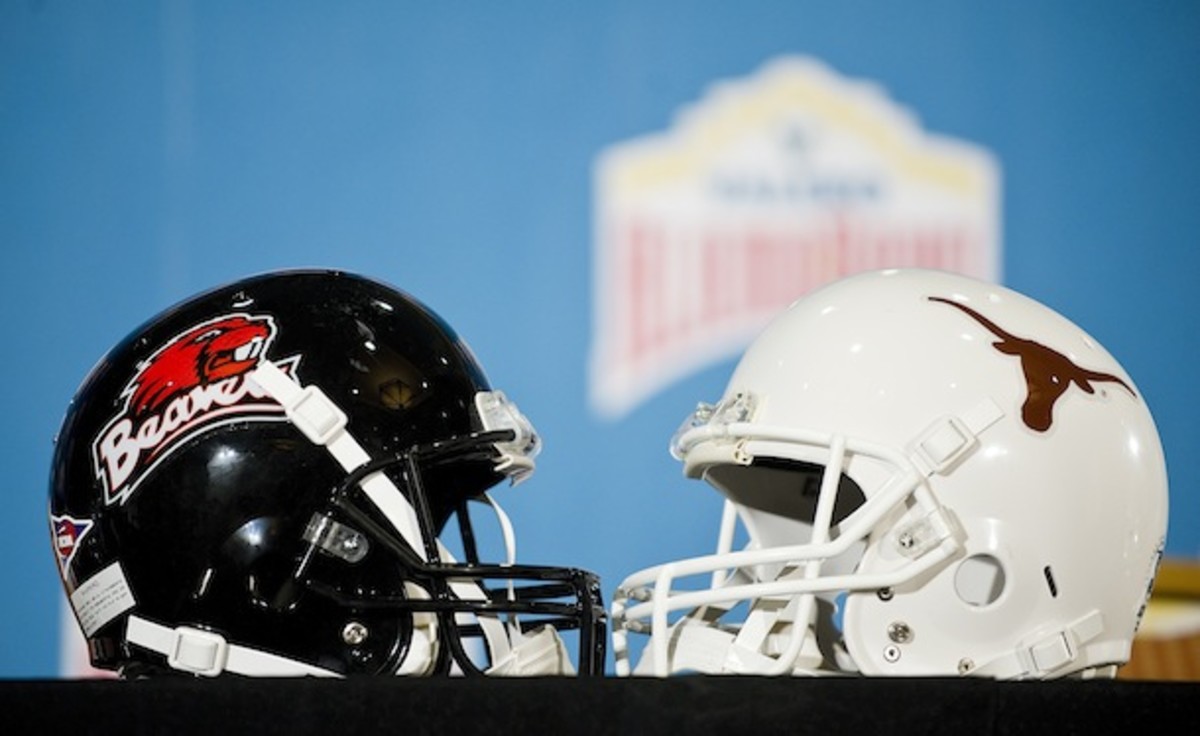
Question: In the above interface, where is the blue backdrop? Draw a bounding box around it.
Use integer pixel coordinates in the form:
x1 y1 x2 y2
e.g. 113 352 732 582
3 1 1197 677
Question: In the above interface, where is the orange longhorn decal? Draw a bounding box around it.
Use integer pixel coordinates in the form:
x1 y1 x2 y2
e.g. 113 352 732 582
928 296 1134 432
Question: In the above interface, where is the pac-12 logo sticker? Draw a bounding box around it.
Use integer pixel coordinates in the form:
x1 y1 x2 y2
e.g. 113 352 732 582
91 312 299 506
51 514 93 573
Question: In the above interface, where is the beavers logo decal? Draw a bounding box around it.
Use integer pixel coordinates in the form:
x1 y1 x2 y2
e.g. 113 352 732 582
929 297 1134 431
92 313 298 506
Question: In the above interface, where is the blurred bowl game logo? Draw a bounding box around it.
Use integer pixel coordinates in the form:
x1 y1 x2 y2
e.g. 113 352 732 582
590 56 1001 418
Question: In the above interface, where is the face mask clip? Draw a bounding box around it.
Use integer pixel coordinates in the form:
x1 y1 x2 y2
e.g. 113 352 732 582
303 513 370 563
475 391 540 484
671 392 758 460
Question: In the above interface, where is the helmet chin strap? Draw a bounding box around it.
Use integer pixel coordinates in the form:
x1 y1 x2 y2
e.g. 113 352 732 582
124 359 569 678
124 615 342 677
966 609 1111 679
631 584 825 676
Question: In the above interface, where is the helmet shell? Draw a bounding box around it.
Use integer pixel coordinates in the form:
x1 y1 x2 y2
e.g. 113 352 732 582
50 269 502 674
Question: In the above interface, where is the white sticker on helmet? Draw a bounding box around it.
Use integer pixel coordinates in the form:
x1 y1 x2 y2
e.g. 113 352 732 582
71 562 136 637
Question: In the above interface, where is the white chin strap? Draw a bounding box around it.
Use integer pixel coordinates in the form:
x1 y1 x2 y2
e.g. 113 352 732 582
633 583 825 676
125 359 571 677
124 616 340 677
967 609 1112 679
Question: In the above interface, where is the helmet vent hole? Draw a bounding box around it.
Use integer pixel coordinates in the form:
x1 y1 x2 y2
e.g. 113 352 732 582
1043 565 1058 598
954 554 1006 607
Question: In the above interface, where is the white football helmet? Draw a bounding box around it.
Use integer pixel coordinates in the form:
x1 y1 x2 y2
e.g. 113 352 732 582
612 268 1167 679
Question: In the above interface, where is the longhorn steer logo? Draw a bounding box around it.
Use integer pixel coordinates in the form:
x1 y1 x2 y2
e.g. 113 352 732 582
928 297 1134 432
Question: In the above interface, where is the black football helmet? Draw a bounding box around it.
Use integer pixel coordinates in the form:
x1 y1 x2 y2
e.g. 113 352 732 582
49 269 605 677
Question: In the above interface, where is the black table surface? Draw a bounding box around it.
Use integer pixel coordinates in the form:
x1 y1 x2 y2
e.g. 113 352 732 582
4 675 1198 735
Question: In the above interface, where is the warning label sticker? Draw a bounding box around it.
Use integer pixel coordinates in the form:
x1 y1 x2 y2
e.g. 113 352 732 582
70 562 136 637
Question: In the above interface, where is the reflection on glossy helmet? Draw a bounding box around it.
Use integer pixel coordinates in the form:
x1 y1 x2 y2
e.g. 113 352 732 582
50 269 605 678
612 268 1167 680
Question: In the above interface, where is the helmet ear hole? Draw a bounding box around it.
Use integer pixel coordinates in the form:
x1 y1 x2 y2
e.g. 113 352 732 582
954 554 1007 607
